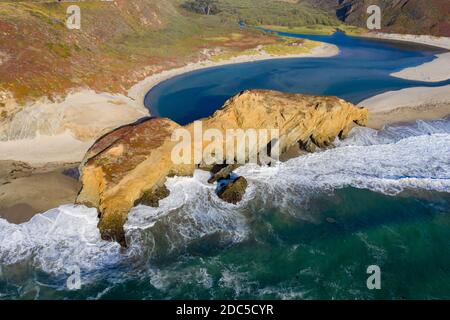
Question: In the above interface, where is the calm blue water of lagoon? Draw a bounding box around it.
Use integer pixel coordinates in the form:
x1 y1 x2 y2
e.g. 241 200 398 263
145 31 449 125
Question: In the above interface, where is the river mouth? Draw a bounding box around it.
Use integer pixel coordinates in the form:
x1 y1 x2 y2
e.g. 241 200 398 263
145 31 449 125
1 33 450 300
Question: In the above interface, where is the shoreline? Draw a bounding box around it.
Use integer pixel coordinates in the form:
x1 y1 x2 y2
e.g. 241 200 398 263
357 32 450 50
359 85 450 129
0 160 81 224
367 102 450 130
391 52 450 82
354 32 450 127
357 32 450 83
128 42 339 106
0 42 338 166
354 32 450 82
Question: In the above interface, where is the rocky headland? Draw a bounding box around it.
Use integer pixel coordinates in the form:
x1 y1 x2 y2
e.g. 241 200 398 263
76 90 368 244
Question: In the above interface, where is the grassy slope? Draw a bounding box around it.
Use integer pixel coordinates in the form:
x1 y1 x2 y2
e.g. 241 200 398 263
217 0 338 26
210 37 323 62
1 0 445 104
0 0 340 103
260 24 366 35
215 1 363 36
0 0 244 101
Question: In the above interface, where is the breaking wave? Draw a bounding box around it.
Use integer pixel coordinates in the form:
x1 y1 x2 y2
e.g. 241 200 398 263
0 119 449 289
240 119 450 200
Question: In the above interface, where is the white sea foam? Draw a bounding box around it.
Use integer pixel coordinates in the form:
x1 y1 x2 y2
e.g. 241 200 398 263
0 120 449 281
0 205 121 274
125 170 250 257
238 121 450 203
148 265 214 293
339 119 450 147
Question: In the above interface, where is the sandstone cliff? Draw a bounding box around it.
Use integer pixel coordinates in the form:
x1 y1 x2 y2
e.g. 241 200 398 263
76 90 368 244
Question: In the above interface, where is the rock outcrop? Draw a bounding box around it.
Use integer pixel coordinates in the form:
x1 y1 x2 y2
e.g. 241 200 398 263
76 90 368 244
217 176 249 204
76 117 194 245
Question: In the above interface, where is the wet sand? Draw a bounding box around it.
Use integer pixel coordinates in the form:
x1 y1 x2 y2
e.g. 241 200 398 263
359 85 450 129
0 161 81 224
367 103 450 129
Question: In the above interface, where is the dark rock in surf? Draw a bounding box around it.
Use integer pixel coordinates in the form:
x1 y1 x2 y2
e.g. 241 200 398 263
134 184 170 207
208 164 240 184
217 176 248 204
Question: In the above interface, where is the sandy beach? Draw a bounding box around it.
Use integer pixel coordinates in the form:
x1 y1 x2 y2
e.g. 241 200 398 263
0 131 94 165
360 85 450 129
392 52 450 82
355 32 450 128
0 90 149 164
0 161 80 224
360 32 450 82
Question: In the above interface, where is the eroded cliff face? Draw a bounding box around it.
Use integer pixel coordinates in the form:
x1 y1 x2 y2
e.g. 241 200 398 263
0 91 149 142
76 90 368 244
76 117 195 245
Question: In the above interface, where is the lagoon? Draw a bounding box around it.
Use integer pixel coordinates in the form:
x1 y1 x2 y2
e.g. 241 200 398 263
145 31 449 125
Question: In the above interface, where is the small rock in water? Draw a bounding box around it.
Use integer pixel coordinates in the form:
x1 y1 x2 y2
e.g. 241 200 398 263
208 164 239 184
217 176 248 204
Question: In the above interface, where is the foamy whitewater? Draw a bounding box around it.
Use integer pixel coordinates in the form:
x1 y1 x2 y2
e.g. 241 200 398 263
1 119 449 293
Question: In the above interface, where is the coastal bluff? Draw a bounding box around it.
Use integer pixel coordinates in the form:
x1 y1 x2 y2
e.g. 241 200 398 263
76 90 368 245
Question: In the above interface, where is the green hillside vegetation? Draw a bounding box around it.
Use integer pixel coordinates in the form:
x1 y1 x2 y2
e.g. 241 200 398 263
261 24 338 35
261 24 366 35
0 0 340 102
210 38 322 62
216 0 339 26
0 0 248 101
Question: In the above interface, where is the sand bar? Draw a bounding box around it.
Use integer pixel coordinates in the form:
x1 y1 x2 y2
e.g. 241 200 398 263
361 32 450 50
359 85 450 129
392 52 450 82
358 32 450 83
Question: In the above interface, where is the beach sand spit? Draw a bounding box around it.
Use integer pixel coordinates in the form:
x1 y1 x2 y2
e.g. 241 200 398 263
359 85 450 129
